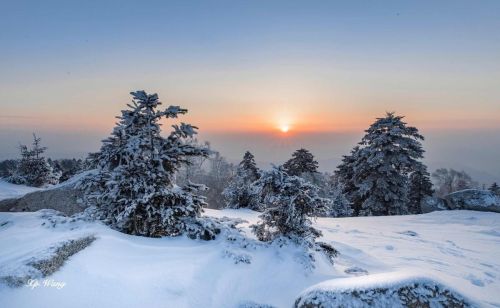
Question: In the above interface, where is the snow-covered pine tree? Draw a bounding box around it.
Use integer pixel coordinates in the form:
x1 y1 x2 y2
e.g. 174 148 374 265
352 112 425 216
324 176 353 217
334 146 364 215
9 134 60 187
222 151 261 209
79 91 217 239
408 165 434 214
283 148 319 176
252 166 337 264
490 182 500 195
252 166 326 241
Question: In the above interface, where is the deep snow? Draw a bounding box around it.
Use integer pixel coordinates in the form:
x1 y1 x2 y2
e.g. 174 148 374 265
0 185 499 307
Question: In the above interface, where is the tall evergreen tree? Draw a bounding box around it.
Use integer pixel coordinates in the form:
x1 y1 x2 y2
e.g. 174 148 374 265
223 151 261 209
9 134 60 187
79 91 215 238
283 148 319 176
348 112 426 216
408 165 434 214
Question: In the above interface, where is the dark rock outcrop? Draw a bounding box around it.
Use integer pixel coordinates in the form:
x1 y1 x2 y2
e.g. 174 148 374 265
421 190 500 214
0 186 85 216
420 196 448 213
294 274 475 308
444 189 500 213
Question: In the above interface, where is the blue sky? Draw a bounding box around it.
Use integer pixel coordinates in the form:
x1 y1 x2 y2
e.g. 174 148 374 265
1 0 499 182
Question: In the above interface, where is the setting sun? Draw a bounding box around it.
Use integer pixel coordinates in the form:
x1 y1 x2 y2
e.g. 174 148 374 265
280 125 290 133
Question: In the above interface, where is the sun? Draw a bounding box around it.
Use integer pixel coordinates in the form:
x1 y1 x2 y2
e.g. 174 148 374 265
280 125 290 133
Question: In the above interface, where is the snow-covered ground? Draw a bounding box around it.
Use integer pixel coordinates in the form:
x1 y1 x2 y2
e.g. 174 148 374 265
0 179 40 200
0 205 499 307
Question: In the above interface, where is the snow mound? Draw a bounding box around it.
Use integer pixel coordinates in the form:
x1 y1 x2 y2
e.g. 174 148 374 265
294 272 476 308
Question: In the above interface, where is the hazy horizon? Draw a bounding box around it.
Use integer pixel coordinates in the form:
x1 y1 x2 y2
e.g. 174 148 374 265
1 1 499 183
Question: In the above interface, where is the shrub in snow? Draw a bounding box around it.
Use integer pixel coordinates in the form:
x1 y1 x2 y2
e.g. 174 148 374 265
223 151 261 210
8 134 60 187
251 166 337 265
336 112 431 216
283 148 319 177
79 90 224 239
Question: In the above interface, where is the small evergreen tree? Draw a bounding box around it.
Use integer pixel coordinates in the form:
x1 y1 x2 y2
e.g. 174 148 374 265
408 165 434 214
283 148 319 176
252 166 328 242
334 146 363 215
324 177 353 217
50 158 84 182
490 182 500 195
79 91 215 238
223 151 261 209
251 166 337 264
9 134 60 187
0 159 18 178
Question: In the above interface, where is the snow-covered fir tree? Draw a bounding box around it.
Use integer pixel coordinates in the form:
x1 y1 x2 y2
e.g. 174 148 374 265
222 151 261 209
344 112 427 216
323 176 353 217
283 148 319 176
49 158 84 182
490 182 500 195
251 166 337 264
79 90 220 239
408 165 434 214
334 146 364 215
302 172 353 217
252 166 328 241
9 134 60 187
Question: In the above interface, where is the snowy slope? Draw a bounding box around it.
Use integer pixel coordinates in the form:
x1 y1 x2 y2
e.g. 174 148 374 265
0 208 499 307
0 179 40 201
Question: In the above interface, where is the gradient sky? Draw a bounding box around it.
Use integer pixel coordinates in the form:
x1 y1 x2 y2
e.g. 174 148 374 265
1 1 499 182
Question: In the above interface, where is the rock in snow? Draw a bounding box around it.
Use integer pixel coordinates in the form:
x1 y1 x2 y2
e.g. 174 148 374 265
0 186 84 216
420 196 448 213
294 272 475 308
421 190 500 214
0 172 93 216
444 189 500 213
